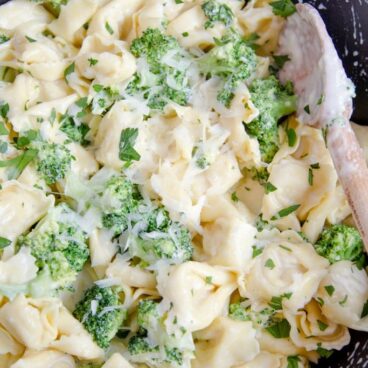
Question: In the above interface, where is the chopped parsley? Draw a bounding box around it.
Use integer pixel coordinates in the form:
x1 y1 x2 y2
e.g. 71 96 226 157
271 204 300 220
286 355 301 368
252 245 263 258
0 236 11 249
0 34 10 44
286 128 297 147
25 35 36 43
361 300 368 318
119 128 141 164
324 285 335 297
105 22 114 35
231 191 239 202
264 182 277 194
0 121 7 135
317 320 328 331
265 258 275 270
0 149 38 180
88 58 98 66
266 318 291 338
64 62 75 81
270 0 296 18
205 276 213 284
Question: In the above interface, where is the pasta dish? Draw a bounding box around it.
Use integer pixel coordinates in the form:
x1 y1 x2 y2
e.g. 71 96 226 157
0 0 367 367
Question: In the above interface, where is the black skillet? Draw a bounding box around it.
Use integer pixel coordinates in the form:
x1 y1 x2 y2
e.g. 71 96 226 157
0 0 367 366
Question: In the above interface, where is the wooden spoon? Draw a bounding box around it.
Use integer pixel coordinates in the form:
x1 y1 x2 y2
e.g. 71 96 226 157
278 3 368 248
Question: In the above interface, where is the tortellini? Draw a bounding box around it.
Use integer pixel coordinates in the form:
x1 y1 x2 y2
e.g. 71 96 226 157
0 248 38 285
0 324 24 357
48 0 99 44
242 230 329 312
193 317 259 368
0 295 103 359
0 0 51 31
0 181 54 241
157 261 237 332
102 353 134 368
95 101 143 170
75 35 136 84
262 124 337 231
10 350 75 368
284 299 350 351
316 261 368 331
202 211 256 270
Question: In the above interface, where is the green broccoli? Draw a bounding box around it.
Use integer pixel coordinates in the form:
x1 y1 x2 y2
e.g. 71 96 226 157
315 224 365 268
197 30 257 107
31 0 68 17
229 301 274 328
246 76 297 163
100 175 142 235
127 28 191 110
34 142 74 184
60 114 90 146
202 0 234 29
17 204 89 291
128 206 193 266
128 300 189 367
73 285 126 349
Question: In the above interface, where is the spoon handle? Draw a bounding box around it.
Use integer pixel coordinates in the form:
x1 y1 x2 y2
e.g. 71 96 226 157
327 122 368 249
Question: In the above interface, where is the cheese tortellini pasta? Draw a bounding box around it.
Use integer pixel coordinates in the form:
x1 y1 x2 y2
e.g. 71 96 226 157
0 0 366 367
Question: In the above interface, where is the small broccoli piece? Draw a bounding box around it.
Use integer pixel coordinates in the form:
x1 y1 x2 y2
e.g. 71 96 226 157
137 299 160 330
202 0 234 29
73 285 126 349
128 300 187 367
127 28 191 110
31 0 68 17
34 142 74 184
229 302 251 321
197 30 257 107
246 76 297 163
229 302 275 328
129 207 193 266
100 175 142 235
60 114 90 146
17 204 89 290
315 224 365 268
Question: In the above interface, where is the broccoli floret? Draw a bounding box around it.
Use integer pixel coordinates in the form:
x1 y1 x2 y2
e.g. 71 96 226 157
34 142 74 184
128 207 193 266
202 0 234 29
128 300 188 367
246 76 297 163
229 302 275 328
229 302 251 321
16 204 89 291
197 30 257 107
100 175 142 235
73 285 126 349
60 114 90 146
315 224 365 268
127 28 191 110
31 0 68 17
137 300 160 330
